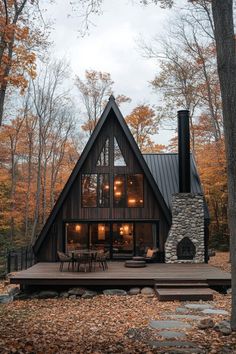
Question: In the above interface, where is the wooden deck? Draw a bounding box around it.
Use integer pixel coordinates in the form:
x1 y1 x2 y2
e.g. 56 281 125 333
9 262 231 288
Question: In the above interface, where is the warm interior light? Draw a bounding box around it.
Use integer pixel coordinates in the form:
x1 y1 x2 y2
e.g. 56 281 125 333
98 224 105 240
124 225 129 232
128 199 136 204
115 191 122 196
139 199 143 203
104 184 109 190
115 180 122 185
75 224 81 232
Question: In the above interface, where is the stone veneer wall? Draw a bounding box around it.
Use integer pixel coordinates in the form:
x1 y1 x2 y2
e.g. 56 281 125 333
165 193 205 263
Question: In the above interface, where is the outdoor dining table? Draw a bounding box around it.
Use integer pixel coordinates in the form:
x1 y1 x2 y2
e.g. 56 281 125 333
69 250 98 272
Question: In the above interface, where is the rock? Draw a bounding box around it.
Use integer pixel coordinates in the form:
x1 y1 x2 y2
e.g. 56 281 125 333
227 288 232 295
37 290 59 299
128 287 141 295
68 287 86 296
165 314 203 320
149 320 192 330
103 289 127 296
198 318 214 329
214 320 232 335
0 294 13 304
176 307 189 314
141 287 155 296
148 340 198 349
14 293 30 300
158 330 186 339
202 309 229 315
81 290 97 299
60 291 69 298
69 295 77 299
6 285 20 297
184 303 214 311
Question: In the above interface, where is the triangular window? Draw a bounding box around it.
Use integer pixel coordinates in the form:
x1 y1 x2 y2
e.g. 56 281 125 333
97 138 109 166
114 137 126 166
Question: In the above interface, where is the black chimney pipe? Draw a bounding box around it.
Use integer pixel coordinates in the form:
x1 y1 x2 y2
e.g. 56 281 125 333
178 110 191 193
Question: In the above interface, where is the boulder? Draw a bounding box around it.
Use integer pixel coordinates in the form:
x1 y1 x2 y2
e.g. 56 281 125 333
214 320 232 336
0 294 13 304
69 295 77 299
6 285 20 297
68 287 86 296
37 290 59 299
197 318 214 330
103 289 127 296
81 290 97 299
128 287 141 295
141 287 155 296
14 293 30 300
60 291 69 298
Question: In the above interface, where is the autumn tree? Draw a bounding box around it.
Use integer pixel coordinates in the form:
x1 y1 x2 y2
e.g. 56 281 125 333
75 69 130 135
0 0 49 125
125 104 161 152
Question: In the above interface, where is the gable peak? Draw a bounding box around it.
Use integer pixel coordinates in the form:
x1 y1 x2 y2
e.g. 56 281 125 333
109 94 115 101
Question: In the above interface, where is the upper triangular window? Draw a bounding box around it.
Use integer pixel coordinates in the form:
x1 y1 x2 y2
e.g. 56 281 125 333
97 138 109 166
114 137 126 166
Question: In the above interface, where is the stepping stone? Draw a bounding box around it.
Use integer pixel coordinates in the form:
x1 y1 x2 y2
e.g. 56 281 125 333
176 307 189 314
158 330 186 339
164 314 203 320
148 340 198 349
184 303 214 310
149 320 192 330
166 349 205 354
202 309 229 315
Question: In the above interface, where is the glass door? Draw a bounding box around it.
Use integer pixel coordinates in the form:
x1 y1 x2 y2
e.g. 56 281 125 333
112 223 134 259
89 223 110 254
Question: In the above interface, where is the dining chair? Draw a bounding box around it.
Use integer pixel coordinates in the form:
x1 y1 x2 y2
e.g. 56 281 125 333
57 251 73 272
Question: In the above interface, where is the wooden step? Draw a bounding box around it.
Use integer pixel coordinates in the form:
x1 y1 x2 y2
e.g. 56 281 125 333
154 282 208 288
155 287 214 301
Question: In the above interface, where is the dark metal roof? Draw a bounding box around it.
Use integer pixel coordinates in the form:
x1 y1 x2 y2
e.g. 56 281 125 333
143 153 209 220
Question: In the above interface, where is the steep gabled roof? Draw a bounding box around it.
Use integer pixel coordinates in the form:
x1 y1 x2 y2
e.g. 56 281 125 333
33 96 171 253
143 153 210 220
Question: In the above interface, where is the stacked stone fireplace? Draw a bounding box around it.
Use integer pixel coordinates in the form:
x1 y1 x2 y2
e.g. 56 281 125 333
165 193 205 263
164 110 205 264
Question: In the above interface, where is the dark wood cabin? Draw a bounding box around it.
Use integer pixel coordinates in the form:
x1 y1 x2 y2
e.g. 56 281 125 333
33 96 209 263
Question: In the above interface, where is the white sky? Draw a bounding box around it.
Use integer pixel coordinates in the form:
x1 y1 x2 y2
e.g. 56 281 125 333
44 0 185 145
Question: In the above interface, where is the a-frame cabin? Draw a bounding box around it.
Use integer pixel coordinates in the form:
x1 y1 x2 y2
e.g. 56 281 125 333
33 96 209 263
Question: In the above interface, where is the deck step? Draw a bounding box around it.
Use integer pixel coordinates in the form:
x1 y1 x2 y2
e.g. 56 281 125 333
155 287 214 301
154 282 208 288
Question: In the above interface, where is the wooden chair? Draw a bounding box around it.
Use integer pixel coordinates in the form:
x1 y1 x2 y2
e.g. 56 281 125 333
96 250 109 271
57 251 73 272
76 254 93 272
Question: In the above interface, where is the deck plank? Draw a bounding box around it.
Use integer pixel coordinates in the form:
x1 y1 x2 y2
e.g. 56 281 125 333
9 262 231 287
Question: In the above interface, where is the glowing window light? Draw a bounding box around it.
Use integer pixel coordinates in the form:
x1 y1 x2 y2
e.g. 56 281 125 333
75 224 81 232
128 199 136 204
115 191 122 196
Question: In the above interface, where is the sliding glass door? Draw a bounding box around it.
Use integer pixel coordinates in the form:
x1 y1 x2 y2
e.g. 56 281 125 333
65 221 159 259
112 223 134 259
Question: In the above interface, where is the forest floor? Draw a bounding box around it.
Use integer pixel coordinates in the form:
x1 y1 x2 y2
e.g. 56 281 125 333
0 252 234 354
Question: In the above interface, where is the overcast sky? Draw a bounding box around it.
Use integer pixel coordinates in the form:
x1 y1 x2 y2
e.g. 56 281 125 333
44 0 185 145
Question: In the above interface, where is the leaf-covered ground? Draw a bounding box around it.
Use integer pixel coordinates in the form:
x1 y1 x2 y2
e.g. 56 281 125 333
0 252 234 354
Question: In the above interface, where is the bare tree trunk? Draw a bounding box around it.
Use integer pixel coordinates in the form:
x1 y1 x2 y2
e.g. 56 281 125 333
212 0 236 330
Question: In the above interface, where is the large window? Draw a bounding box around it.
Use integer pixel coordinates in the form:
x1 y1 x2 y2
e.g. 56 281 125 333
97 138 109 166
127 174 144 207
113 174 144 207
113 175 126 207
66 223 88 252
98 174 110 207
82 173 109 207
114 137 126 166
82 174 97 207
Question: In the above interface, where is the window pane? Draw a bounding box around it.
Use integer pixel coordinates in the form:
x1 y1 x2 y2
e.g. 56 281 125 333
113 174 125 207
89 223 110 253
98 174 110 207
135 223 158 256
114 137 126 166
82 174 97 207
127 174 143 207
97 138 109 166
66 223 88 252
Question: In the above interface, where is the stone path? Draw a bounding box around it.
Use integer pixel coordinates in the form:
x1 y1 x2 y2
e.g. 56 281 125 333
146 301 230 353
